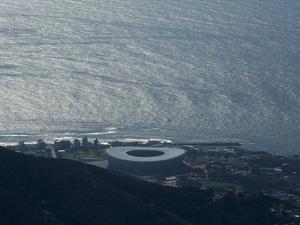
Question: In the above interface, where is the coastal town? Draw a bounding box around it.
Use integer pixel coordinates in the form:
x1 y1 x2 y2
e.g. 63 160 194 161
6 138 300 224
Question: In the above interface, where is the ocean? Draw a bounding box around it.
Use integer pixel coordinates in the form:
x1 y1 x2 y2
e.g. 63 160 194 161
0 0 299 154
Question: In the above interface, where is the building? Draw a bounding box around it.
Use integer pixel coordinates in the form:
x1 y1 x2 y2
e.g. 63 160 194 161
162 176 178 187
106 147 186 174
82 136 88 150
54 140 71 151
94 139 99 150
73 139 81 150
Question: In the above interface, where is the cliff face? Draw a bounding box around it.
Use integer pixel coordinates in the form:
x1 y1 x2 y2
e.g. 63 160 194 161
0 147 284 225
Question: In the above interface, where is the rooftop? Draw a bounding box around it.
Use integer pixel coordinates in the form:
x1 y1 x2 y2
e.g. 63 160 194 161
106 147 186 162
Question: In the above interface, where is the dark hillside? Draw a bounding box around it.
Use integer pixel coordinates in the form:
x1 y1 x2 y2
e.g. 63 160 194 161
0 147 288 225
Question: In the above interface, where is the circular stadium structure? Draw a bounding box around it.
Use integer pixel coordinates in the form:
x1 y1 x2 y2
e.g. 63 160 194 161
106 147 186 173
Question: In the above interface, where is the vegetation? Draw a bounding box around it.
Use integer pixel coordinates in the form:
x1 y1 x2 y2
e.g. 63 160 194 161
0 147 292 225
57 149 107 161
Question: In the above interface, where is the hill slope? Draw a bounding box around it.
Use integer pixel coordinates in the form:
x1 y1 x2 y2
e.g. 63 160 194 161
0 147 288 225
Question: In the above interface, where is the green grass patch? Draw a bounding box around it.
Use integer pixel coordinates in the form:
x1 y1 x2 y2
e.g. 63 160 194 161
59 150 107 161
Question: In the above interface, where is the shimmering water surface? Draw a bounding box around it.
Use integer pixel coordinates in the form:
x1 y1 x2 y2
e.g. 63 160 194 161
0 0 299 154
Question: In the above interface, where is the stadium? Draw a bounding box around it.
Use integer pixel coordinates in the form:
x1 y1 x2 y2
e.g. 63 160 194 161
106 147 186 174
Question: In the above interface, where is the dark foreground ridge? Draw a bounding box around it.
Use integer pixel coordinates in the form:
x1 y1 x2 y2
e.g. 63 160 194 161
0 146 293 225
